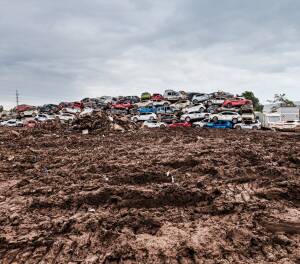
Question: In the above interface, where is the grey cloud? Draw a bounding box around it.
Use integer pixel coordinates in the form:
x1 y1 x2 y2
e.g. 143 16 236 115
0 0 300 108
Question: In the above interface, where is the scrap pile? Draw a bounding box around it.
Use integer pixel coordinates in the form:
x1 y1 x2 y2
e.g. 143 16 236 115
72 111 139 132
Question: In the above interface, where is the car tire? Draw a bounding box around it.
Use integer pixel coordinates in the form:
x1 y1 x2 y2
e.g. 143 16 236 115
252 126 258 130
235 125 241 130
227 103 232 108
160 124 166 128
207 101 212 106
163 102 169 106
199 107 205 113
133 117 138 122
185 117 191 122
195 125 201 128
213 116 218 122
232 118 238 124
204 114 209 119
149 116 154 121
192 100 198 105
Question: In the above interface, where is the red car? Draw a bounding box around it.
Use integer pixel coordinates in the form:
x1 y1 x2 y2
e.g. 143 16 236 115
111 102 133 110
59 101 83 110
15 104 35 112
168 122 192 128
222 97 252 107
151 93 164 101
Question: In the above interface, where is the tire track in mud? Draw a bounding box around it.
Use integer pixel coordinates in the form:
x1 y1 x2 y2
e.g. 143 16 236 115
0 128 299 263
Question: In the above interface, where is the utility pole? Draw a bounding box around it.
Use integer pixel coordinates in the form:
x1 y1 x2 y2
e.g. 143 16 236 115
16 90 19 106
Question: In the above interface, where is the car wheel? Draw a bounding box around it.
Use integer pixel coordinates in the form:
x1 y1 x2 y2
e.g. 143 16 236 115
133 117 138 122
149 116 154 121
232 118 238 124
207 101 212 106
199 107 205 113
235 125 241 130
252 126 258 130
213 116 218 122
163 102 169 106
185 117 191 122
227 103 232 108
192 100 198 105
160 124 166 128
204 114 209 119
195 125 201 128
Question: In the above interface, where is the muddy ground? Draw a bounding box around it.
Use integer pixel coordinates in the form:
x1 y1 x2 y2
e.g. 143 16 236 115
0 127 299 264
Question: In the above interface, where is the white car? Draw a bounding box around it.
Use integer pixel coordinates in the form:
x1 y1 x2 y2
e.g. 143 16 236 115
274 120 300 131
62 107 81 114
206 96 227 106
163 90 184 102
171 100 191 110
131 113 157 122
180 111 210 122
234 121 261 130
192 94 211 104
134 101 153 108
193 120 209 128
35 114 55 122
152 100 170 106
57 113 76 122
210 111 242 124
182 104 206 113
1 119 23 127
143 120 167 128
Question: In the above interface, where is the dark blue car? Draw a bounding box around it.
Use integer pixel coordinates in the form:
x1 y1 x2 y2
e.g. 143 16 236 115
205 120 233 129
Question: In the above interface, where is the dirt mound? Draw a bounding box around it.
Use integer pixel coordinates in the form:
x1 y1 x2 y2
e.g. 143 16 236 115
72 111 139 132
0 128 299 263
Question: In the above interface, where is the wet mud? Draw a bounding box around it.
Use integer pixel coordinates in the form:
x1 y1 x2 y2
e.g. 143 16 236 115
0 128 299 263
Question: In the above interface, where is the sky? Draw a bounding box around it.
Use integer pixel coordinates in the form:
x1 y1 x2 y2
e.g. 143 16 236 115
0 0 300 109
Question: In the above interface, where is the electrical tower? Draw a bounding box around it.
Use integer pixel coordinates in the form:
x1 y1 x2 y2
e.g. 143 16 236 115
16 90 19 106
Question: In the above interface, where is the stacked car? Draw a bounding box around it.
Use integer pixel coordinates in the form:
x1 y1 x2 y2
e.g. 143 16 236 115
5 89 297 132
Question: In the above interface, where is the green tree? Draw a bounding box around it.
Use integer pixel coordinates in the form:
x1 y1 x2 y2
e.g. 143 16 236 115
241 91 263 112
269 94 295 107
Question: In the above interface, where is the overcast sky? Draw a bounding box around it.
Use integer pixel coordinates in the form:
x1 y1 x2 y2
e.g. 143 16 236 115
1 0 300 108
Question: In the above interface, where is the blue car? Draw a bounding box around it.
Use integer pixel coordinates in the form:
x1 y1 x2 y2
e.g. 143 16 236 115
137 105 157 114
204 120 233 129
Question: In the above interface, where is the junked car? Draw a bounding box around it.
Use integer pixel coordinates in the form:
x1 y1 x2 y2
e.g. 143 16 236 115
168 121 192 128
131 113 157 122
171 100 191 110
274 120 300 132
234 121 261 130
180 111 209 122
206 96 227 106
182 103 206 113
57 113 76 123
141 92 152 101
223 97 252 108
151 93 164 101
163 90 183 102
210 111 242 124
35 114 55 122
193 119 209 128
1 119 23 127
143 120 167 128
205 120 234 129
156 106 177 115
192 93 211 105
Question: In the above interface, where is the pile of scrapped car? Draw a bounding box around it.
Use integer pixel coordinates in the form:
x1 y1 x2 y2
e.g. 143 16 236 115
0 89 294 131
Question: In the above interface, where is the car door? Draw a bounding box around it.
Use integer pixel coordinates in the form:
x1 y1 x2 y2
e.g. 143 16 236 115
194 111 202 120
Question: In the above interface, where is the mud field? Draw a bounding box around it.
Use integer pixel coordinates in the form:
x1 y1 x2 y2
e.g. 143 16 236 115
0 128 299 264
